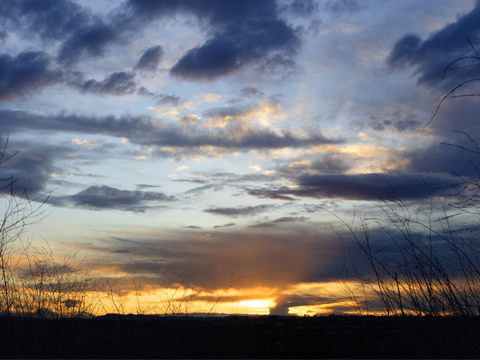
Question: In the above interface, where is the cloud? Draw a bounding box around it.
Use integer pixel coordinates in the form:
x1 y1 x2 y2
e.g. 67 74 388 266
281 156 352 175
271 216 309 223
0 110 342 154
386 0 480 88
3 0 304 85
72 139 97 146
132 156 148 162
135 184 161 190
247 189 297 201
258 53 297 73
402 139 480 177
184 184 223 195
195 93 222 102
56 18 126 66
173 178 208 184
249 165 261 171
111 249 131 254
176 165 189 171
75 71 137 96
1 0 125 65
200 99 287 127
137 87 181 106
247 173 458 201
0 0 308 106
0 138 87 198
0 51 64 102
81 225 334 290
204 204 276 217
324 0 360 15
78 216 466 301
170 18 300 81
185 225 202 229
281 0 319 17
125 0 301 81
1 0 86 41
155 94 181 106
213 222 236 229
249 216 309 228
241 87 264 97
49 185 175 212
134 45 163 72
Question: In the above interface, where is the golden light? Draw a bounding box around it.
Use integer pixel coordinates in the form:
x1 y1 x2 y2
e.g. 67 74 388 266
237 299 276 314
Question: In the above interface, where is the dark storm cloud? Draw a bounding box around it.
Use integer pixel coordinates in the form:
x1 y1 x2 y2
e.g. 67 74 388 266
57 20 124 66
0 1 138 98
126 0 302 80
0 51 64 102
403 139 480 177
0 110 341 152
0 153 52 197
49 185 175 212
1 0 131 66
0 0 305 102
386 0 480 88
0 136 89 198
204 204 276 217
126 0 276 24
170 18 300 81
247 173 458 201
1 0 90 41
76 71 137 96
7 0 303 81
0 135 120 199
213 222 236 229
134 45 163 72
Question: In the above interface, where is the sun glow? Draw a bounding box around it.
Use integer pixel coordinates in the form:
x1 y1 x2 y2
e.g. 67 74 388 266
237 299 275 314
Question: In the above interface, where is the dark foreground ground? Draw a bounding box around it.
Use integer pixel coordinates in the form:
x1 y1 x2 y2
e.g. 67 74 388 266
1 314 479 358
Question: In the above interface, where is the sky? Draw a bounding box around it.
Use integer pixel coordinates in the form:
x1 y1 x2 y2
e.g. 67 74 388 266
1 0 480 316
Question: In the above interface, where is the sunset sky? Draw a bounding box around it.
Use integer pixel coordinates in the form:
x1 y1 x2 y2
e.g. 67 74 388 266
1 0 480 316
